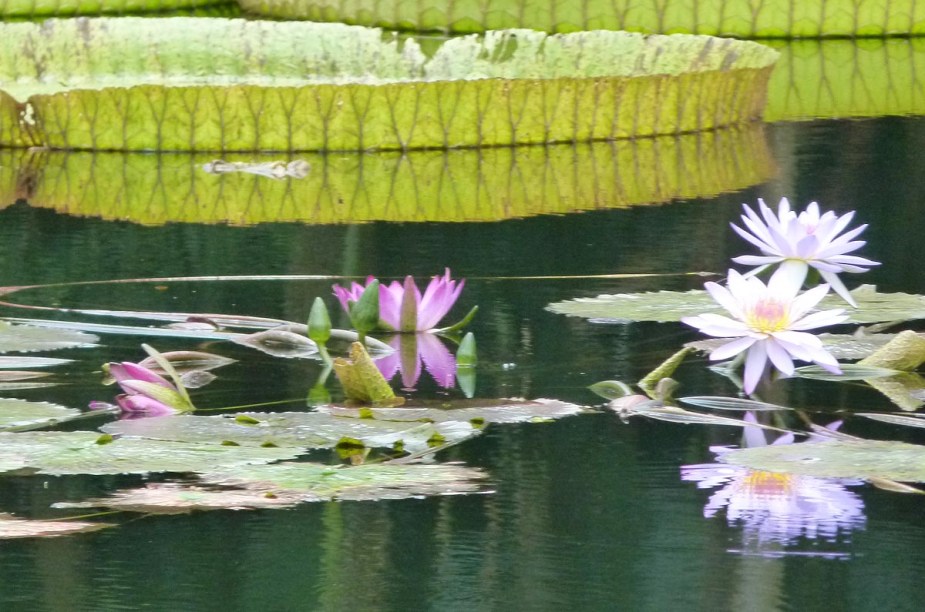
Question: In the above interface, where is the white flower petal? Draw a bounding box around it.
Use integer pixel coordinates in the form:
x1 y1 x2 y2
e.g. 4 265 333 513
743 343 769 394
765 339 795 375
789 309 848 331
788 283 832 320
709 336 758 361
818 270 857 307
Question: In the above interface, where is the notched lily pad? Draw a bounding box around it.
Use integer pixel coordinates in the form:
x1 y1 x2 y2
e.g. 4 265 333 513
0 431 299 476
719 439 925 483
0 398 81 432
548 285 925 325
0 513 110 539
0 322 98 353
56 461 488 513
102 412 477 454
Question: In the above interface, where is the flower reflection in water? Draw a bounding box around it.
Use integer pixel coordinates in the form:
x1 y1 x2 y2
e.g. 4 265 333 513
681 413 866 554
376 333 457 390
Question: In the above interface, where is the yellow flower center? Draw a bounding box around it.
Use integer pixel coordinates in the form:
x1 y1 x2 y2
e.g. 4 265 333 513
740 470 794 496
745 298 789 333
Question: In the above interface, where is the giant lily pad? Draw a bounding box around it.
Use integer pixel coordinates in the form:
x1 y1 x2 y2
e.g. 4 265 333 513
56 460 488 512
0 431 299 475
7 127 774 223
0 513 110 539
102 412 477 453
238 0 925 37
0 322 98 353
0 18 777 151
719 439 925 483
547 285 925 325
0 0 226 17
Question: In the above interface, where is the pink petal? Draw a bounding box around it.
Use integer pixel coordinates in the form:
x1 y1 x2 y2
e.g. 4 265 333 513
378 280 406 330
418 333 457 388
115 394 177 416
109 362 173 390
417 269 464 330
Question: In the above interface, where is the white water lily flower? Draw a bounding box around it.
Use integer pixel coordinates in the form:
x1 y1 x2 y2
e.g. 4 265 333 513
731 197 879 307
682 269 847 394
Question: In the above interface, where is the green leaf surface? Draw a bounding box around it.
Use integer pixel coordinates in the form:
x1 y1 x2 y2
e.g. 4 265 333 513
237 0 925 37
5 127 775 223
102 411 477 454
0 18 777 151
317 397 585 425
858 412 925 429
0 0 227 17
0 322 98 353
0 513 110 539
719 439 925 482
548 285 925 325
0 398 81 432
333 342 398 405
56 460 487 512
858 330 925 371
0 431 299 475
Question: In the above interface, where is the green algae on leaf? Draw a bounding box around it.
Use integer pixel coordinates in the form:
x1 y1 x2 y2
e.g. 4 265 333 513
0 322 98 353
719 439 925 483
0 18 777 151
0 513 110 539
6 127 775 223
548 285 925 325
0 431 298 475
237 0 925 37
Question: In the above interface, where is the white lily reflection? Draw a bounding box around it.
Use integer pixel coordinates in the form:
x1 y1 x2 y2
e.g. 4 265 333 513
681 413 866 547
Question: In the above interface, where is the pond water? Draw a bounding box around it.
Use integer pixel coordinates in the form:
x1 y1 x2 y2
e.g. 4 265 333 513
2 56 925 612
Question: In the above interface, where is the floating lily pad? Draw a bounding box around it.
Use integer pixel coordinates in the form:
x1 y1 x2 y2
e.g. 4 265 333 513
0 322 98 353
688 332 901 361
0 431 299 476
548 285 925 325
102 412 477 454
318 397 585 425
679 396 790 412
858 413 925 429
56 460 487 512
239 0 925 37
0 356 72 369
0 513 110 539
719 439 925 482
0 18 777 150
0 399 82 432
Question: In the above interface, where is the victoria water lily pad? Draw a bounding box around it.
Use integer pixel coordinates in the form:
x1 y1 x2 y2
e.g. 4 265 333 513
720 439 925 482
0 322 98 353
0 513 110 539
0 18 777 150
57 461 487 512
8 128 774 223
0 398 81 432
238 0 925 37
102 412 477 454
0 0 225 17
548 285 925 325
0 431 298 476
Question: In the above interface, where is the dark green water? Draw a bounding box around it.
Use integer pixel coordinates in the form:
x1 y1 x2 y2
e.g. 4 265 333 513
1 115 925 611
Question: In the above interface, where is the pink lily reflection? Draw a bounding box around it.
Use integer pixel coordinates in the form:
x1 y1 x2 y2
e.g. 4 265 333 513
681 413 865 550
375 334 457 390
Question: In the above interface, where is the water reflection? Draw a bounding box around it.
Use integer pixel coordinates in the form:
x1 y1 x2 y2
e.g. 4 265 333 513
376 333 457 390
682 414 866 555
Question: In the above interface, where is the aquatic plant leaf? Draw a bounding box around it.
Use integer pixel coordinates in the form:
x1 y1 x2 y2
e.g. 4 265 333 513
857 413 925 429
0 399 81 432
638 347 691 397
0 513 110 539
139 350 236 374
0 0 224 17
0 18 777 151
318 397 585 425
794 364 900 381
679 396 790 412
238 0 925 37
862 373 925 411
0 322 98 353
102 412 477 454
548 285 925 325
0 431 299 475
619 402 791 433
0 371 51 381
689 332 900 361
57 461 487 512
0 356 71 369
589 381 634 401
333 342 398 405
8 127 774 224
230 329 318 359
858 330 925 371
719 439 925 483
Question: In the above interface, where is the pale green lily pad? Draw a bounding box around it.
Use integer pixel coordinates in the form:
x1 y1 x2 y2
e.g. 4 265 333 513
56 461 487 512
719 439 925 482
0 18 777 151
0 431 299 476
102 412 477 454
689 332 901 361
0 356 72 368
548 285 925 325
0 513 110 539
8 128 775 224
239 0 925 37
0 322 98 353
0 398 81 432
858 330 925 371
317 397 585 425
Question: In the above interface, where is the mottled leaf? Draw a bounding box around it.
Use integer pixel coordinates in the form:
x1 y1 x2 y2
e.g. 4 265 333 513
858 330 925 371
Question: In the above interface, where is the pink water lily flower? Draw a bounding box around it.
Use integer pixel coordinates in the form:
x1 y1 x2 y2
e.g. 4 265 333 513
333 269 464 332
376 334 457 390
682 269 847 394
105 361 193 416
732 197 879 307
